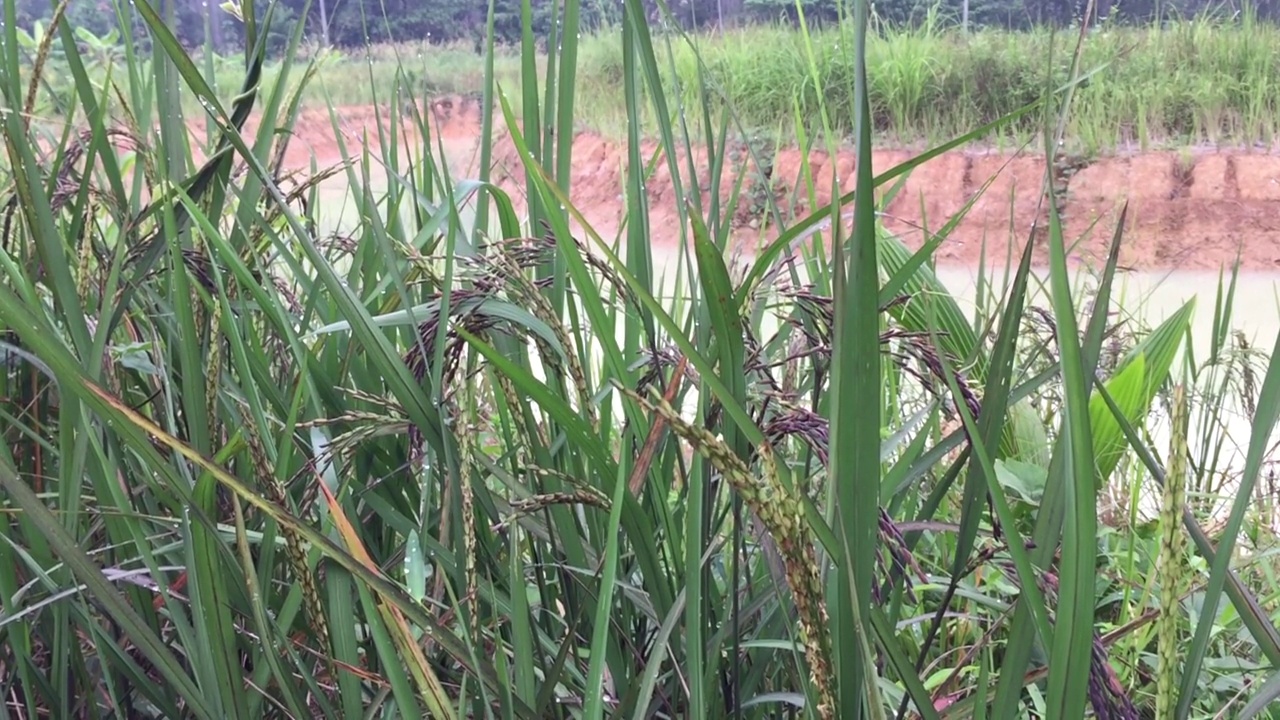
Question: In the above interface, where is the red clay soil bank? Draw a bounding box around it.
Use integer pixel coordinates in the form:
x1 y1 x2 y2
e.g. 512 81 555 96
219 96 1280 272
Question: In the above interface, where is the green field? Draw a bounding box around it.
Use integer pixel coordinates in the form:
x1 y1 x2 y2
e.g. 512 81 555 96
25 13 1280 155
6 2 1280 719
162 12 1280 155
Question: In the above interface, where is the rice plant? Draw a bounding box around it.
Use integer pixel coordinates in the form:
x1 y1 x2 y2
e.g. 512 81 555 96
4 0 1280 718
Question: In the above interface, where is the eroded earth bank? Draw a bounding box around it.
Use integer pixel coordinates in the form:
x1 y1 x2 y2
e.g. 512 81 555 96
244 95 1280 272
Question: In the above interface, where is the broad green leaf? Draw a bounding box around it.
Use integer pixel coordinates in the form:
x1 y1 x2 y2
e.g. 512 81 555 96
1088 300 1194 488
1088 351 1149 488
995 459 1049 505
1003 399 1052 469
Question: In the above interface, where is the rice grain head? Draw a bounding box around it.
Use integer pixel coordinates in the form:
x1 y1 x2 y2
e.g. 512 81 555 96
617 383 836 720
1155 382 1188 718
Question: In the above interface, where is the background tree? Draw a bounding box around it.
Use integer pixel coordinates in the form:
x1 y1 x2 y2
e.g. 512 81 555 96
12 0 1280 55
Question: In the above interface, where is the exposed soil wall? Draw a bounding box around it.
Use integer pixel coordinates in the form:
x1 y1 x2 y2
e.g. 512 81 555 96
205 95 1280 272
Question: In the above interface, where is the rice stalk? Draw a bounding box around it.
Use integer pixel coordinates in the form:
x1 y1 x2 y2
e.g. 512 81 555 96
1156 382 1189 717
616 383 836 720
457 347 480 644
73 193 95 299
495 489 614 532
205 300 223 440
239 408 333 665
20 0 69 129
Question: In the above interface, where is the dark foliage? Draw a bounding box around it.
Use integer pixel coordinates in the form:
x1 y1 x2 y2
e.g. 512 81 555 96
15 0 1280 57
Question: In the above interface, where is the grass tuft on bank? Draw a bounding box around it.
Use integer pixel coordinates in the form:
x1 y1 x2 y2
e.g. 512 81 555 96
20 10 1280 154
221 10 1280 153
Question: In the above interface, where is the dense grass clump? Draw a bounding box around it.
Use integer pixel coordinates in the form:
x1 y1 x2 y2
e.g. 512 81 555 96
21 12 1280 154
260 13 1280 155
593 10 1280 152
7 0 1280 719
228 11 1280 153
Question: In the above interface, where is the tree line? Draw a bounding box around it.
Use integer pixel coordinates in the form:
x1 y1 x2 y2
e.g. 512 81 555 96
13 0 1280 55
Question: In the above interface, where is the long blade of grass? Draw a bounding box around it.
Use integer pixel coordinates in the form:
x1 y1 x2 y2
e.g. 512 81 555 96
826 0 881 711
582 456 632 719
989 200 1128 715
0 457 217 720
902 203 1038 720
319 480 456 719
1041 144 1098 720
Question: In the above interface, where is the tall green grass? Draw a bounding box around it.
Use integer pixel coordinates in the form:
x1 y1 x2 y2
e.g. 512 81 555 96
583 6 1280 153
5 0 1280 718
638 9 1280 154
18 11 1280 155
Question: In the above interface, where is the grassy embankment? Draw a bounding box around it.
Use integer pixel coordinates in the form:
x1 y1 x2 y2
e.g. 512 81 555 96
5 1 1280 719
22 13 1280 155
184 12 1280 155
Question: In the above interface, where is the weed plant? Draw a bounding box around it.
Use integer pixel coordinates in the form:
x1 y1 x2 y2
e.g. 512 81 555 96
4 0 1280 718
